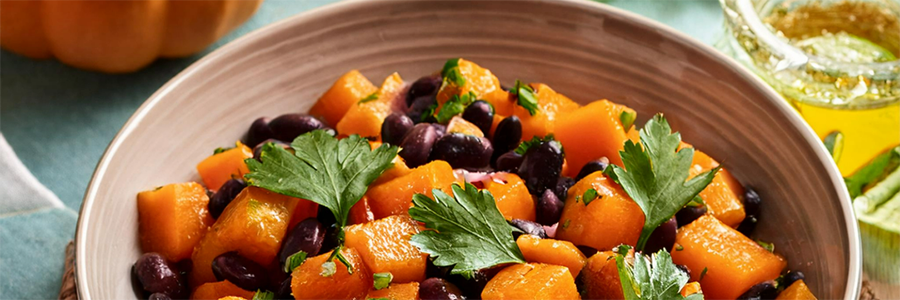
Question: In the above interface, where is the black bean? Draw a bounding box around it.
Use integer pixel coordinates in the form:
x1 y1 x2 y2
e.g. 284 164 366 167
675 205 707 228
320 223 341 252
575 160 609 182
447 268 499 299
208 179 247 219
381 113 415 146
554 177 575 200
419 278 466 300
132 253 187 298
274 276 293 300
494 151 523 173
517 141 564 195
317 205 337 227
430 133 493 170
490 116 522 167
252 139 291 161
644 217 677 254
432 123 447 138
782 270 805 288
148 293 172 300
738 188 762 236
462 100 495 136
268 113 328 142
509 219 547 239
278 218 325 268
577 245 599 258
536 189 564 226
211 252 269 291
399 123 439 168
407 75 442 107
245 117 274 148
426 257 451 279
737 281 778 300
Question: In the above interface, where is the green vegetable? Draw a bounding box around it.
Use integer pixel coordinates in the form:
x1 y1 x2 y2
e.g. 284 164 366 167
245 130 399 271
854 165 900 214
421 103 438 122
755 240 775 253
686 196 705 208
614 245 702 300
213 147 233 155
435 92 477 123
620 111 637 132
252 290 274 300
442 58 466 87
358 92 379 104
509 80 539 116
284 251 308 273
580 188 600 206
610 114 718 251
514 134 562 156
408 183 525 278
373 272 393 290
320 261 337 277
845 146 899 198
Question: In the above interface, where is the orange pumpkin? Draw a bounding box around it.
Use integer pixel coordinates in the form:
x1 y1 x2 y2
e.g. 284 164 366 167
515 234 586 276
365 282 420 300
482 173 535 221
291 248 372 300
777 280 817 300
555 171 645 251
554 100 635 177
0 0 262 73
481 263 580 300
343 215 428 283
137 182 213 262
189 280 255 300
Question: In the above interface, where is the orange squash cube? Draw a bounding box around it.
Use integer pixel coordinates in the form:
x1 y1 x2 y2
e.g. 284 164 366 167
196 142 253 190
483 173 535 221
190 187 299 286
344 215 428 283
681 282 702 297
446 116 485 137
138 182 214 262
671 215 786 300
481 263 580 300
365 282 420 300
777 280 817 300
366 160 457 219
516 234 586 276
554 100 635 177
336 73 404 139
688 148 746 227
555 172 644 251
579 251 632 300
309 70 378 126
287 198 319 231
291 248 372 300
189 280 255 300
348 195 376 225
436 59 513 115
512 83 580 141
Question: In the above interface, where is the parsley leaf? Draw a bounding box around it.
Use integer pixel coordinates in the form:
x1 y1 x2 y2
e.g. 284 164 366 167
581 188 600 206
283 251 308 273
620 111 637 132
358 92 379 104
514 134 563 156
756 240 775 252
611 114 718 251
435 92 477 123
845 146 899 198
442 58 466 87
509 80 539 116
408 183 525 278
373 272 393 290
252 290 274 300
614 245 701 300
245 130 399 228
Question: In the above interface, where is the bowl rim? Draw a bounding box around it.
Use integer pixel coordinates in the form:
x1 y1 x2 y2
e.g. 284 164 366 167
74 0 861 299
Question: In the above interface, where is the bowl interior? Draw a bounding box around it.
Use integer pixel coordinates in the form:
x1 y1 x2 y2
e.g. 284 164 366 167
76 0 859 299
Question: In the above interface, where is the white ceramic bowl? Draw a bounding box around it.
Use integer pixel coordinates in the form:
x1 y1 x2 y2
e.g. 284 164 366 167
75 0 861 299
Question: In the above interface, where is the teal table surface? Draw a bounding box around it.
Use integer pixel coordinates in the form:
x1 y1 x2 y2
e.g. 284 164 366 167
0 0 722 298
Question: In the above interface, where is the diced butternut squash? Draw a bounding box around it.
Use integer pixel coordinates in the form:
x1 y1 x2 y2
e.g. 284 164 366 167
436 58 513 115
190 187 299 286
681 282 702 297
365 282 420 300
671 215 786 300
336 73 404 139
512 83 580 141
189 280 255 300
287 199 319 230
687 147 746 227
344 215 427 283
555 172 644 251
777 280 817 300
516 234 586 276
554 100 635 177
483 173 535 221
291 248 372 300
447 116 484 137
481 263 580 300
196 142 253 190
309 70 378 126
366 160 457 219
579 250 633 300
349 195 376 225
217 297 248 300
138 182 214 262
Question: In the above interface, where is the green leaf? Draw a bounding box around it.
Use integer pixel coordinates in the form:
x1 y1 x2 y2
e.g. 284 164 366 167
252 290 274 300
436 92 477 123
284 251 308 273
620 111 637 132
514 134 562 156
245 130 399 228
756 240 775 252
373 272 393 290
408 183 525 277
614 247 700 300
214 147 233 155
686 196 705 208
845 146 900 198
611 114 718 251
442 58 466 87
320 261 337 277
509 80 539 116
582 188 600 206
421 103 439 122
358 92 379 104
699 267 708 281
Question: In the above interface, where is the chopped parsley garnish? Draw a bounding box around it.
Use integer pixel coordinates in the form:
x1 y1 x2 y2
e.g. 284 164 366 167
686 196 705 208
610 114 718 251
320 261 337 277
699 267 709 281
213 147 233 155
509 80 539 116
620 111 637 132
580 188 600 206
373 272 393 290
421 103 439 122
514 134 562 156
435 92 477 123
252 290 274 300
245 130 399 271
756 240 775 252
408 183 525 278
358 92 379 104
614 245 702 300
284 251 308 273
442 58 466 87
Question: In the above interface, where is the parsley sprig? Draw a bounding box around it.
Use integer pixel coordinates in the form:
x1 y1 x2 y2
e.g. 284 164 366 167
514 134 562 156
614 245 701 300
610 115 718 251
435 92 477 123
509 80 539 116
408 183 525 278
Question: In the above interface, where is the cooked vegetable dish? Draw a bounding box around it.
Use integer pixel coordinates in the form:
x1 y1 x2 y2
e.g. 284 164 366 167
132 59 817 300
